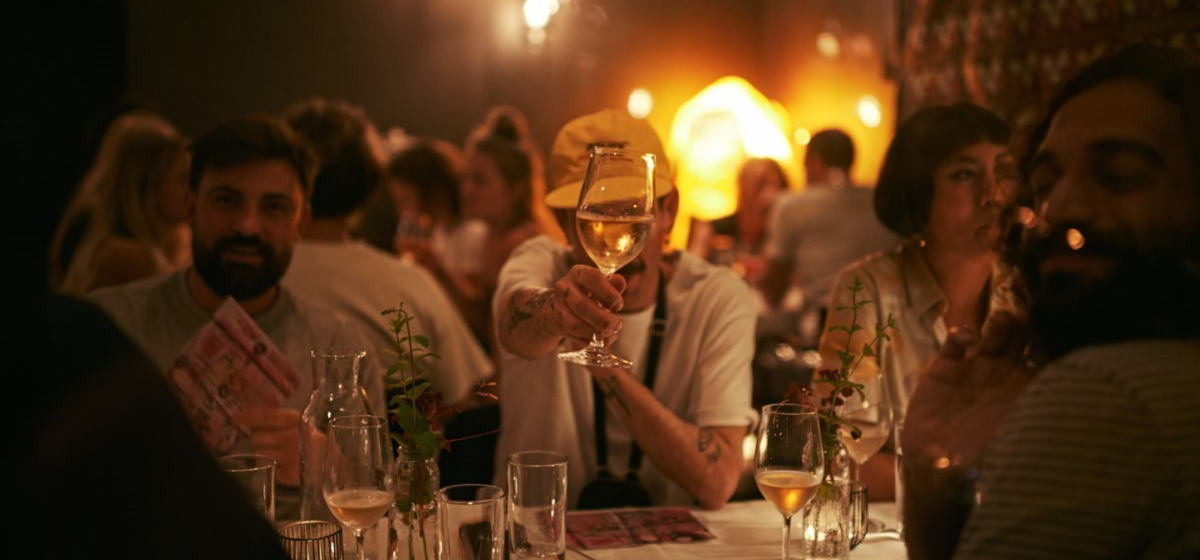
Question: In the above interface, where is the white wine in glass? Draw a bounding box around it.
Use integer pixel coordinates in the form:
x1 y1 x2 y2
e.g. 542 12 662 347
323 415 394 560
837 374 893 471
326 488 394 531
756 403 824 560
574 213 654 275
558 146 656 369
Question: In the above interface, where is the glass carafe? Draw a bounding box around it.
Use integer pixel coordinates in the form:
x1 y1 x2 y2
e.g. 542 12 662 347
300 349 374 521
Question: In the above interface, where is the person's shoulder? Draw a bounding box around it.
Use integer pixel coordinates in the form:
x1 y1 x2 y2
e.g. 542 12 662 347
97 237 160 268
85 270 176 309
671 251 754 308
507 222 541 244
1027 339 1200 430
508 234 568 262
1052 339 1200 381
278 285 349 330
837 243 904 282
91 238 164 288
776 188 824 214
342 241 423 273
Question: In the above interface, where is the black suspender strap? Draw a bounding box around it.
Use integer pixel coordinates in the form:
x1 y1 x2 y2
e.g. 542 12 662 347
592 271 668 479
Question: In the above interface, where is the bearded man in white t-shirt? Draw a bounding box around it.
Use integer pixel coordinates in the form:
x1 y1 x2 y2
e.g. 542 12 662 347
492 110 757 510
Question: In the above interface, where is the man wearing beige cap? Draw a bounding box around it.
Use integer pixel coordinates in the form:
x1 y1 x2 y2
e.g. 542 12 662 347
492 109 757 510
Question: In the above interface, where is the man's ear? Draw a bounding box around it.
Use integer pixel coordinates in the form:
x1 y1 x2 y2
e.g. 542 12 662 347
185 188 197 228
657 188 680 233
297 202 312 239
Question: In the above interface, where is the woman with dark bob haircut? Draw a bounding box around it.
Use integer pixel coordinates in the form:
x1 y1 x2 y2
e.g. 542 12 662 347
817 102 1022 498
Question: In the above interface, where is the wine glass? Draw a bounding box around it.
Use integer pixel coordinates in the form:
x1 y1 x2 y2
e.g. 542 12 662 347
837 374 893 481
323 415 394 560
558 146 656 369
755 403 825 560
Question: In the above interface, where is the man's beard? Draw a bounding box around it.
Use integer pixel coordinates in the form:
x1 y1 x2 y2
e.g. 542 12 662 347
1018 226 1200 360
616 256 648 277
192 233 290 300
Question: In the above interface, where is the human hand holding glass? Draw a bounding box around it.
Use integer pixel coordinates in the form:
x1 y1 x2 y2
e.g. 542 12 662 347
323 415 394 560
755 404 825 560
558 147 656 369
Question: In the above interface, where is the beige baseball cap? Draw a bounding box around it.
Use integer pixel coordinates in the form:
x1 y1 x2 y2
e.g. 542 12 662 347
545 109 674 209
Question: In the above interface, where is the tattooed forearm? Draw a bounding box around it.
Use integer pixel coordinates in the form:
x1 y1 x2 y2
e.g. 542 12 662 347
597 376 632 417
506 289 555 331
697 428 722 465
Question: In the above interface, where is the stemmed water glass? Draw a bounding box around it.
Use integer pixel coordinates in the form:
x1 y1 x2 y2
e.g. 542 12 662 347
837 374 893 482
557 146 656 369
755 403 825 560
323 415 394 560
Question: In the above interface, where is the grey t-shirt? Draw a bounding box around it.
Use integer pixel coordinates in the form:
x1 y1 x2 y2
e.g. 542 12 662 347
765 186 900 308
86 271 384 412
957 340 1200 560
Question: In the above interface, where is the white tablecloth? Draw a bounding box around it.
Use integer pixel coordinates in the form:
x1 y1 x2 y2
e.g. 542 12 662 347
565 500 907 560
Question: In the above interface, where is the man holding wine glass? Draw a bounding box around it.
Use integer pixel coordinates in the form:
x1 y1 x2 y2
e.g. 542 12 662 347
493 109 758 511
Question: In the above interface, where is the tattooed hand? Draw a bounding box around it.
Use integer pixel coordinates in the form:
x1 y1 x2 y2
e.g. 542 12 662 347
549 265 627 344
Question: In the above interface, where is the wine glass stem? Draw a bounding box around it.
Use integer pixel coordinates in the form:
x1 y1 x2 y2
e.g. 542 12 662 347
782 515 793 560
589 331 606 350
355 529 367 560
589 270 616 352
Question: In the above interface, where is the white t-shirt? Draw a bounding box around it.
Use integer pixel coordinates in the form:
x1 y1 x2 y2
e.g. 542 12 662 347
283 240 493 404
764 185 900 307
432 220 488 277
491 236 759 507
86 271 385 413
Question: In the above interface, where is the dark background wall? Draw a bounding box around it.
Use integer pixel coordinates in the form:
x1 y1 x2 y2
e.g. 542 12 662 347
125 0 769 149
10 0 896 294
6 1 127 300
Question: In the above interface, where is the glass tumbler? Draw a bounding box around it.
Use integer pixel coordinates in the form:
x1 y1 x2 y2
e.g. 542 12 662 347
507 451 568 558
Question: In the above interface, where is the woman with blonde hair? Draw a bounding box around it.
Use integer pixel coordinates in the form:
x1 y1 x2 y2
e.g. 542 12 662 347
455 106 561 346
49 112 191 294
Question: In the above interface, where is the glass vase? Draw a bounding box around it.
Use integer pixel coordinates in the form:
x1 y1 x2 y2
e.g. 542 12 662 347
300 349 374 522
802 443 851 560
389 449 439 560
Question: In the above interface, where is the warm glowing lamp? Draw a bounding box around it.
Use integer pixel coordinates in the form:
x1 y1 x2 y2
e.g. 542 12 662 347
794 127 812 146
667 76 797 248
816 32 841 59
524 0 552 29
628 88 653 119
857 95 882 128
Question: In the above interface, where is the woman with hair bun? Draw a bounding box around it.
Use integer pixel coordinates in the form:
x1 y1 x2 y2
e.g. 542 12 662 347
49 112 191 295
447 106 562 346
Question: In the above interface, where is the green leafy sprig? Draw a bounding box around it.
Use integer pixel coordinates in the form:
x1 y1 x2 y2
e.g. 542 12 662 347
784 277 896 484
381 304 445 560
382 305 445 463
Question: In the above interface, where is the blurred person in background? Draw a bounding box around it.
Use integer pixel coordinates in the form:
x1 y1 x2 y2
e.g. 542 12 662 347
282 98 491 405
761 129 899 329
48 111 192 295
455 106 562 347
691 157 790 282
819 105 1020 499
349 126 409 254
387 138 491 344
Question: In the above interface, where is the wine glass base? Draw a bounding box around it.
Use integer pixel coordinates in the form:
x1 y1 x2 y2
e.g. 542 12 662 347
558 347 633 369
